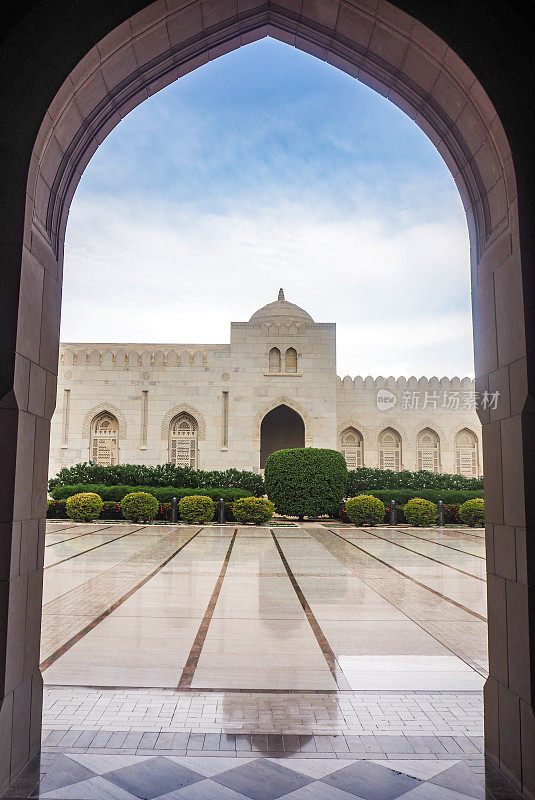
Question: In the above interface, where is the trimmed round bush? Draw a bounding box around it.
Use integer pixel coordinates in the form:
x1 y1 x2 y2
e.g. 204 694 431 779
264 448 348 519
345 495 385 526
65 492 103 522
233 497 275 525
459 497 484 527
121 491 159 522
404 498 438 527
179 495 215 524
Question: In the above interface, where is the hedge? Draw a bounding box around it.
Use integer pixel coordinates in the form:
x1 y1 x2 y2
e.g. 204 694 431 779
346 467 483 494
354 488 482 506
46 498 68 518
265 448 348 519
50 484 249 503
49 462 264 495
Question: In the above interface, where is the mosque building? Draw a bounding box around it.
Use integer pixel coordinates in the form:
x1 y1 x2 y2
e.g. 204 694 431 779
49 290 483 477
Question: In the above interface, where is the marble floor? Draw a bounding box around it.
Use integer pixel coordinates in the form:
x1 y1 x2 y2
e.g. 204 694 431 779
3 522 510 799
40 523 488 692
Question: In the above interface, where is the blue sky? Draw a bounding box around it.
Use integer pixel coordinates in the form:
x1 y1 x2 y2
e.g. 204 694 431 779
63 37 473 378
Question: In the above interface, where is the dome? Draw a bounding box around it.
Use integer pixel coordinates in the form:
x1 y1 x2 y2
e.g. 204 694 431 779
249 289 314 323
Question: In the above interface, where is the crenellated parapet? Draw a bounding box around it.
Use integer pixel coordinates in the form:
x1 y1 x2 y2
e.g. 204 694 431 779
59 343 230 369
336 375 475 390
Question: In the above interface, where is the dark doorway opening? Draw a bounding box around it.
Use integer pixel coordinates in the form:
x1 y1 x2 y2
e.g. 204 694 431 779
260 405 305 468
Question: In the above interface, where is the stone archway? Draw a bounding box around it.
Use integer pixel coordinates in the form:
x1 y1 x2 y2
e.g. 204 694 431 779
0 1 534 796
260 404 305 468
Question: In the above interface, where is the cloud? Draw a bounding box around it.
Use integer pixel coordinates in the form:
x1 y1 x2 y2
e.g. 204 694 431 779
62 191 472 377
61 38 473 378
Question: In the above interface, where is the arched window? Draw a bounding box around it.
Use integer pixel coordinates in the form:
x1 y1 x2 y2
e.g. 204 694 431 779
169 413 197 468
269 347 281 373
285 347 297 373
417 428 440 472
378 428 402 472
339 427 363 469
455 429 479 477
90 412 119 466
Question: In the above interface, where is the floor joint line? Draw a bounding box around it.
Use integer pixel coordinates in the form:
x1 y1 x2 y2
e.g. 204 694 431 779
177 528 238 689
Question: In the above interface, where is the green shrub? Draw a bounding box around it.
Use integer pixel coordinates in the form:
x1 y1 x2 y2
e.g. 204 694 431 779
46 498 68 518
346 467 483 494
120 492 159 522
50 484 248 504
345 495 385 526
179 495 215 524
459 498 485 527
264 448 348 519
233 497 275 525
65 492 103 522
404 497 438 527
48 462 264 495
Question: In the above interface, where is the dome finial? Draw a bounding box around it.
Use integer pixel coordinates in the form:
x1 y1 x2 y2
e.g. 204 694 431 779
278 288 285 302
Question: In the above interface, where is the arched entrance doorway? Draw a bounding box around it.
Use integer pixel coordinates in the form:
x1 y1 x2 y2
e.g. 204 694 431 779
1 1 533 795
260 404 305 468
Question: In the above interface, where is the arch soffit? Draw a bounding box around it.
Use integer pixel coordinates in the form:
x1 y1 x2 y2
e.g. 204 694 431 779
31 0 513 266
161 404 206 440
253 397 312 440
82 402 127 439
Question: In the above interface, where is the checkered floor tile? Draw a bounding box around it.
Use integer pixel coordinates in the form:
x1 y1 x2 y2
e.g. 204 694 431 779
4 753 522 800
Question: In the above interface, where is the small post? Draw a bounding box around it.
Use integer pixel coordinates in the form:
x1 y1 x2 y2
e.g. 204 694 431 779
170 496 178 523
218 497 225 524
389 500 397 525
438 500 445 527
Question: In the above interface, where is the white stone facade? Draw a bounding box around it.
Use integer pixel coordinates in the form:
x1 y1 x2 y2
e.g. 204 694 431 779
49 291 482 478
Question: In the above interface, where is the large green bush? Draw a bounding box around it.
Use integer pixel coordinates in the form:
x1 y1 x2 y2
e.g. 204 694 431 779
404 498 438 527
345 495 385 526
346 467 483 495
178 495 215 524
459 498 485 527
264 448 348 519
49 462 264 495
121 492 159 522
65 492 103 522
233 497 275 525
50 484 248 504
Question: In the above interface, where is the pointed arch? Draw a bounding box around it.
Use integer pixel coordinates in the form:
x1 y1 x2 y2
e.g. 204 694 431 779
161 404 206 440
82 402 127 439
90 411 119 465
253 397 312 442
268 347 281 373
417 427 441 473
168 412 198 468
339 426 364 469
455 428 480 477
378 427 402 472
285 347 297 373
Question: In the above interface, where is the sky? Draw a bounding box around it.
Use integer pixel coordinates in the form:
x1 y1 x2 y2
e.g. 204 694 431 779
62 37 473 378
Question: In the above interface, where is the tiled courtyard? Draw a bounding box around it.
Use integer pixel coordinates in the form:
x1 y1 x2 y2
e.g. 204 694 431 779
6 522 521 798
